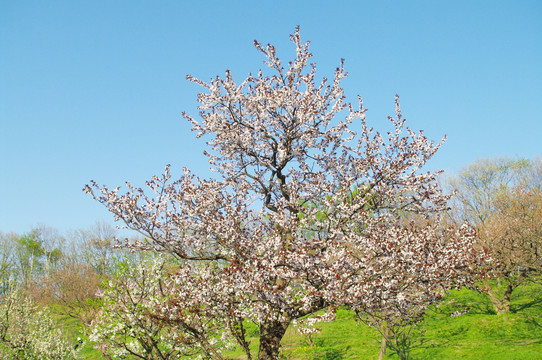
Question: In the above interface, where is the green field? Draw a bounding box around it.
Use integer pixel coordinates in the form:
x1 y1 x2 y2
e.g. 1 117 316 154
61 282 542 360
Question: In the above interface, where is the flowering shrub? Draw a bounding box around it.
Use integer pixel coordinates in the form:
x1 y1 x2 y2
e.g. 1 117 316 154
0 284 81 360
89 255 231 359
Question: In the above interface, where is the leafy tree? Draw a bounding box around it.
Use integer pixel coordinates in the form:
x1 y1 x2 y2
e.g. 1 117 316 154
6 227 64 286
33 224 64 276
478 186 542 313
448 157 542 314
13 230 45 283
86 28 483 359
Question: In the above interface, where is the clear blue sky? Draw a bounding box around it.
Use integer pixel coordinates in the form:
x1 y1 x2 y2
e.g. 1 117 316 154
1 1 541 235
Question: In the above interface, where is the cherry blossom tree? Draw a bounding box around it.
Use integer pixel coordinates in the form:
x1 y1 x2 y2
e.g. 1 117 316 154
90 255 230 359
349 217 480 360
85 28 483 359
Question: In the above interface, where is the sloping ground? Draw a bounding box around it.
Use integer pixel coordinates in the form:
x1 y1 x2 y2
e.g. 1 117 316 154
226 283 542 359
62 282 542 359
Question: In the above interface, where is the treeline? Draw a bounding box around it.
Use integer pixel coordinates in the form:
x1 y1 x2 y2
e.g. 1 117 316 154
0 221 127 302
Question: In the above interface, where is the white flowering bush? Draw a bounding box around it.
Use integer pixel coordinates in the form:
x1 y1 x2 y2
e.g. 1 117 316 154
0 284 81 360
89 255 231 359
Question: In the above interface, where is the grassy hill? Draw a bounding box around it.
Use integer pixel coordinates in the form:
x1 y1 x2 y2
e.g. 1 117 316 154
61 282 542 359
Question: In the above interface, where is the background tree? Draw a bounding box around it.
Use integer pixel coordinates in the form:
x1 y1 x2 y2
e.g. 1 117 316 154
0 283 81 360
34 222 128 325
39 260 101 325
33 224 64 276
13 230 45 284
4 227 64 287
0 232 16 294
448 156 542 314
447 157 541 225
86 28 483 359
0 224 120 327
478 186 542 313
73 221 123 277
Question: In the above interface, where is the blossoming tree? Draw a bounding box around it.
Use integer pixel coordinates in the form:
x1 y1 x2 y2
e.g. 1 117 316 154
85 28 483 359
0 284 81 360
90 255 230 359
349 216 480 360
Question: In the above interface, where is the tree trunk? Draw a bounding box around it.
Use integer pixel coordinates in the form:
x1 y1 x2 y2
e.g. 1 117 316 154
500 282 513 314
378 335 387 360
378 324 388 360
482 278 512 314
258 319 290 360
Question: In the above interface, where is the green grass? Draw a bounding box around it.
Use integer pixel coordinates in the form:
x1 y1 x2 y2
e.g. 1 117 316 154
48 309 104 359
52 282 542 359
226 283 542 359
405 283 542 360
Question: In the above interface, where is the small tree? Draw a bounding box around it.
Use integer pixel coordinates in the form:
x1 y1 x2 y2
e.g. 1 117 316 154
478 186 542 313
90 255 230 359
448 157 542 314
86 28 482 359
0 284 81 360
349 217 480 360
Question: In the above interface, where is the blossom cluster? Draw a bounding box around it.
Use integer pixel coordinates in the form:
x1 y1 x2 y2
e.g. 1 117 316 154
89 254 232 359
0 285 81 360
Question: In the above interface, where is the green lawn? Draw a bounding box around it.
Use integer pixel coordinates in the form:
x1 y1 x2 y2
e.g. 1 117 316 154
54 282 542 359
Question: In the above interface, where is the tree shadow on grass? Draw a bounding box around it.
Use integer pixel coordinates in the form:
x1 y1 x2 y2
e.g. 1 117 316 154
415 334 453 354
311 345 350 360
429 297 496 316
511 297 542 313
464 302 496 315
